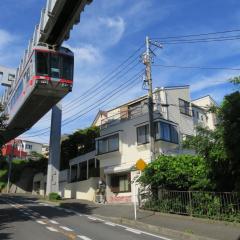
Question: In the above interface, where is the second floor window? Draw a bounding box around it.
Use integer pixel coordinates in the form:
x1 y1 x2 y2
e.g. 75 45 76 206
137 124 149 145
26 144 32 150
97 134 119 154
179 99 191 116
155 121 179 144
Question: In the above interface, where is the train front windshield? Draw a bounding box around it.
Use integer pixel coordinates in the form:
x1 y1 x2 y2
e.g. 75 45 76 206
36 51 74 80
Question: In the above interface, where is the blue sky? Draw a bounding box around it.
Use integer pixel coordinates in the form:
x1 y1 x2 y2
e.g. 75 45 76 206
0 0 239 143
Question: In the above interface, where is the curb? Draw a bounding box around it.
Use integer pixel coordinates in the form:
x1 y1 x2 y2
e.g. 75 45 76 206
91 214 217 240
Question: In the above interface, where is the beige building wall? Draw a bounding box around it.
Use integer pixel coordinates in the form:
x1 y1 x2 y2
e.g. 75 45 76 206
64 177 99 201
192 95 217 130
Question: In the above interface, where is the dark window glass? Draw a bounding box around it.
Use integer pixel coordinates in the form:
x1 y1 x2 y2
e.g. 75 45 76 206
110 173 131 193
88 159 100 178
79 161 87 181
155 121 179 144
97 134 119 154
137 125 149 144
36 52 49 76
179 99 191 116
71 165 78 182
62 55 74 80
160 122 171 141
170 125 179 143
50 53 60 78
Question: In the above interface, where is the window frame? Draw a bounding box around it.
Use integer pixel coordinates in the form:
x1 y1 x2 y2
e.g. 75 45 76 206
110 172 131 193
155 121 179 144
136 124 149 145
179 98 191 116
97 134 119 155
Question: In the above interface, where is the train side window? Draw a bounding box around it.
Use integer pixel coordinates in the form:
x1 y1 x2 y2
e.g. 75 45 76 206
36 52 49 76
62 55 74 80
50 54 60 78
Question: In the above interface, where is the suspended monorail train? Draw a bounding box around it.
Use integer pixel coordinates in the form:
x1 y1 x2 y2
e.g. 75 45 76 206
2 45 74 142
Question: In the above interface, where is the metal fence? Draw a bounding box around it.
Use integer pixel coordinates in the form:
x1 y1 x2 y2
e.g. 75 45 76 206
139 189 240 222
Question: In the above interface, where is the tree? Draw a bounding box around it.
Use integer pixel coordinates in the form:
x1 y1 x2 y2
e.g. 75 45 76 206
219 91 240 190
140 155 211 191
60 126 100 170
184 90 240 191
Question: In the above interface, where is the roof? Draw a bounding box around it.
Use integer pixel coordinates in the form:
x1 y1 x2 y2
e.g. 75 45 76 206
192 95 218 106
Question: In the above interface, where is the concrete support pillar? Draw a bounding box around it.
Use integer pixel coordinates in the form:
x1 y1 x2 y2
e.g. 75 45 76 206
46 102 62 195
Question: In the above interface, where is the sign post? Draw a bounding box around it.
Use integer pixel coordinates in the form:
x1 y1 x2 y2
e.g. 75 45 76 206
134 159 147 220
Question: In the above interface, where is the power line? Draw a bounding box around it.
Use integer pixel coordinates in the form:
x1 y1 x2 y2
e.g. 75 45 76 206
152 64 240 71
63 43 144 108
37 43 144 123
160 36 240 45
24 70 144 137
151 28 240 40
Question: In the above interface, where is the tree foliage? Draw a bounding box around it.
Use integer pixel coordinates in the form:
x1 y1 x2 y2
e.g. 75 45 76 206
184 91 240 191
60 126 100 170
140 155 211 191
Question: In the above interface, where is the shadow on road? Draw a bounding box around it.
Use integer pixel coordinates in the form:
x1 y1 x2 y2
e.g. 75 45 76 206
0 194 95 240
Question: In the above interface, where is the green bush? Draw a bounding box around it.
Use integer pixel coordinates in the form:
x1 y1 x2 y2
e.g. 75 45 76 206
48 192 61 201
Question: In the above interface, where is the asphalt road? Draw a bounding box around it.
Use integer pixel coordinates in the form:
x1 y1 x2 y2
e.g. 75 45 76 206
0 194 172 240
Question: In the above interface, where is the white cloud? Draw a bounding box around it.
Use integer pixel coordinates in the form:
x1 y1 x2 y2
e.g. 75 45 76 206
0 29 12 49
190 70 237 92
99 17 125 45
67 44 102 64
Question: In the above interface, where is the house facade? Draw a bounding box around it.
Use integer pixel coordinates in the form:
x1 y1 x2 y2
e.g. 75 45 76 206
2 139 44 160
91 86 217 203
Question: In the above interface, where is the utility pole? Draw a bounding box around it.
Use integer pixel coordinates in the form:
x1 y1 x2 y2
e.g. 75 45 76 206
143 36 155 161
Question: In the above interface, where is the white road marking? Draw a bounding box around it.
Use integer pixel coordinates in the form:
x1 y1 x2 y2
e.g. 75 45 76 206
116 223 173 240
64 209 73 213
125 228 142 234
104 222 116 226
46 226 59 232
88 217 97 221
36 220 46 225
49 220 59 225
78 236 92 240
59 226 73 232
93 217 104 222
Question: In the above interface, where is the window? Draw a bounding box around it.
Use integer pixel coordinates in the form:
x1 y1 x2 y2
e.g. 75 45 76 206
25 144 32 150
79 161 87 181
88 159 100 178
197 111 200 119
97 134 119 154
62 55 74 80
36 51 49 76
179 99 191 116
70 164 78 182
137 124 149 144
155 121 179 144
110 173 131 193
192 109 195 117
50 53 60 78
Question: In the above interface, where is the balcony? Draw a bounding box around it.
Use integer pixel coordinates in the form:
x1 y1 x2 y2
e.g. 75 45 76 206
100 106 163 129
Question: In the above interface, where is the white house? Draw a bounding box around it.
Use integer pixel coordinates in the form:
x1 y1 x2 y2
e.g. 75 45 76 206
90 86 217 203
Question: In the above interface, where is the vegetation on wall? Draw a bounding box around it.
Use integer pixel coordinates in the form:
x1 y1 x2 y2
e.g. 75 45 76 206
60 126 100 170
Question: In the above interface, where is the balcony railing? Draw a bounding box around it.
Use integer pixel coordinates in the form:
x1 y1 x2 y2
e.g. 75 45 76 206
100 107 162 129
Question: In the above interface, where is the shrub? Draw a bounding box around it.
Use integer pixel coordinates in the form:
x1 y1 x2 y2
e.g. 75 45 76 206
48 192 61 201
